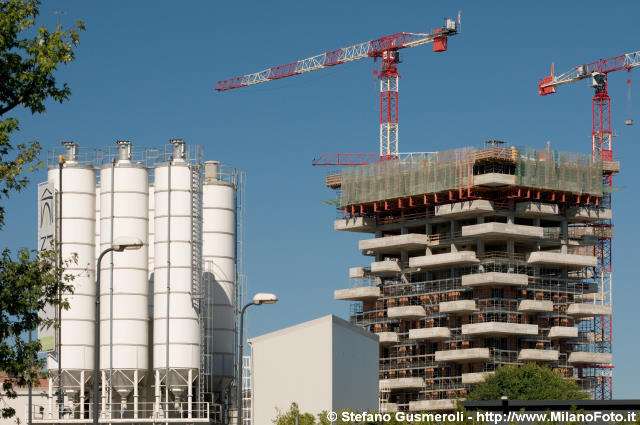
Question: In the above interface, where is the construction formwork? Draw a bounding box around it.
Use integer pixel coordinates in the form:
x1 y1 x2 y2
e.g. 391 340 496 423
330 142 617 410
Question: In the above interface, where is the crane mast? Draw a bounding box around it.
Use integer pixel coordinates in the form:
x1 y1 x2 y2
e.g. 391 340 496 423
215 17 460 162
538 50 639 400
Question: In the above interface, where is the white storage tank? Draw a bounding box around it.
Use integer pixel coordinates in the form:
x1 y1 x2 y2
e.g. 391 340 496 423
153 140 200 400
47 142 96 396
99 141 149 403
202 161 237 396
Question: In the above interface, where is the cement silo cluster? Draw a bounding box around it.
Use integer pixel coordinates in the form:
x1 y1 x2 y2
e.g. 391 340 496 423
39 140 242 422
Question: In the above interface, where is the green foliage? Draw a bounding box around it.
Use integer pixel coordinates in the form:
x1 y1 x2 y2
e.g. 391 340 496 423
0 0 84 229
0 0 84 420
467 363 590 401
272 402 317 425
0 247 76 419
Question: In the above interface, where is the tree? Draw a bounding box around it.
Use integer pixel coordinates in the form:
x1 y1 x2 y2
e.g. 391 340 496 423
272 402 331 425
0 0 84 420
467 363 590 401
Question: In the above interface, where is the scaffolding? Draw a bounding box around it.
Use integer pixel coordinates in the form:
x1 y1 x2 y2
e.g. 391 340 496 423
339 145 604 207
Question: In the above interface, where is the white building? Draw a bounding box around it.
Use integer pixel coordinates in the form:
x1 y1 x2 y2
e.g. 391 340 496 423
249 315 378 424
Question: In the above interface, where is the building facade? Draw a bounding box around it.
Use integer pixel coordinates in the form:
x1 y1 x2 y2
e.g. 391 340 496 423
331 142 617 411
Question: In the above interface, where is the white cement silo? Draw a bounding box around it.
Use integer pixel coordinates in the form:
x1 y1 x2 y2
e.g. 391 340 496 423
153 140 200 402
99 141 149 406
202 161 237 398
47 142 96 403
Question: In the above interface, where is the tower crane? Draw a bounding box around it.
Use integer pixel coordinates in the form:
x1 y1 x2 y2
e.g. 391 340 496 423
215 15 460 165
538 50 640 401
538 50 640 162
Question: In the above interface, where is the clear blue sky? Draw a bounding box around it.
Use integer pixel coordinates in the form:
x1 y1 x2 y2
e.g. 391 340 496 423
4 1 639 397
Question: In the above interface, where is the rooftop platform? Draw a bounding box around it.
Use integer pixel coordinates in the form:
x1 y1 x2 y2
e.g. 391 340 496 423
516 202 559 217
472 173 516 187
462 272 528 287
566 207 612 222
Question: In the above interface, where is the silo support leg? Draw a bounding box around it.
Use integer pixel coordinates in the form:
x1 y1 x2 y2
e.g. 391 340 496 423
187 369 192 419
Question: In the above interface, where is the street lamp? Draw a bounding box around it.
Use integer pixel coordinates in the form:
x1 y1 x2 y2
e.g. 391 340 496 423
93 237 143 425
236 293 278 422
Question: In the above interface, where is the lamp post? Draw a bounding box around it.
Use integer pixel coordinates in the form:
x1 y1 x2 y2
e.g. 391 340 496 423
93 237 143 425
236 293 277 423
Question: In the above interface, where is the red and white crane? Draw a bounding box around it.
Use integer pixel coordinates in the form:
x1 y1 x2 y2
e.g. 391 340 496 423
538 50 640 161
215 15 460 165
538 50 640 401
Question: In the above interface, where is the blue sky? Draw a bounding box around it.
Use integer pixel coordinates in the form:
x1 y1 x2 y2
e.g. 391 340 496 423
3 1 639 397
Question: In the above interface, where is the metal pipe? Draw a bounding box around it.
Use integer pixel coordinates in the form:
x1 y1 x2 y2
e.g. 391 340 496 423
94 246 116 425
165 159 171 415
28 328 32 425
109 159 115 412
133 370 139 419
235 301 253 423
57 158 63 416
80 371 85 419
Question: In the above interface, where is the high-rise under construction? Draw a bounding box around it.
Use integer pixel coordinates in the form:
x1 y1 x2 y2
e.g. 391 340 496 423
330 140 617 411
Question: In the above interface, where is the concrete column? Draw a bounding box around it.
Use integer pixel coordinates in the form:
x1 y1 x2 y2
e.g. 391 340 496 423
401 226 408 235
561 219 568 254
401 249 408 264
507 213 514 224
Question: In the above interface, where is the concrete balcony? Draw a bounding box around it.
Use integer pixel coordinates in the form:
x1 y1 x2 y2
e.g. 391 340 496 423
516 202 559 217
434 200 494 218
568 352 612 364
566 207 612 222
462 272 528 288
567 304 612 318
574 292 606 302
370 260 401 276
518 300 553 313
461 372 494 384
435 348 490 363
462 322 538 337
379 377 424 390
349 267 366 278
473 173 516 187
359 233 429 254
409 251 479 269
408 327 451 341
548 326 578 340
408 399 457 412
334 217 376 233
518 349 559 362
377 332 399 346
379 403 398 413
527 251 598 268
334 286 380 301
440 300 478 315
462 222 543 240
388 306 426 320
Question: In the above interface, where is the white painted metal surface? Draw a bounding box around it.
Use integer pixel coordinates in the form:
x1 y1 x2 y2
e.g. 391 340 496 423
47 163 96 373
99 153 149 374
202 162 236 391
153 160 200 376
